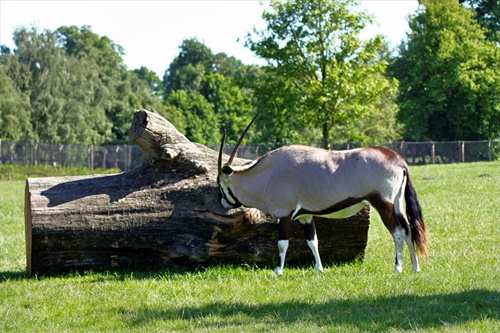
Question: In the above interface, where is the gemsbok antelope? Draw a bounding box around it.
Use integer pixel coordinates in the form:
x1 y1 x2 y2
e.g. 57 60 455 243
217 111 429 276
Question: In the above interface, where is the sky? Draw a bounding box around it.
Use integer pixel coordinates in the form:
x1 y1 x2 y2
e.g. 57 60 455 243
0 1 420 78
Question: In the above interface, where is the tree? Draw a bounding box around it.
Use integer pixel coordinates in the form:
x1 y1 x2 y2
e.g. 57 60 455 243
245 0 396 148
391 0 500 141
56 25 165 143
0 62 33 141
460 0 500 43
165 90 219 144
163 38 213 97
6 26 115 144
0 25 165 144
163 38 260 145
200 73 253 143
133 66 162 97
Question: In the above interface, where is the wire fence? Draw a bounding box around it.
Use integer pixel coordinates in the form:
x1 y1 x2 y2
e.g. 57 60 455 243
1 139 498 172
0 141 144 172
215 140 500 165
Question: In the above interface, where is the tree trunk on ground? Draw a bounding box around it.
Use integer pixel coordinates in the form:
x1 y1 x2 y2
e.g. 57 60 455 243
25 109 370 276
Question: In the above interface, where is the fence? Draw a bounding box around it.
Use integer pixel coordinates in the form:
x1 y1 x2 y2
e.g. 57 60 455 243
0 141 144 172
1 140 498 172
217 140 499 165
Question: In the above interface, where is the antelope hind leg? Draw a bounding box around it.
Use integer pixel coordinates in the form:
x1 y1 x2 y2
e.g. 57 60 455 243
404 233 421 272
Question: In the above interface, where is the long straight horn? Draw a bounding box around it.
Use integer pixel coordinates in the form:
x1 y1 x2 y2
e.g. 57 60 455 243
217 130 226 176
227 106 265 165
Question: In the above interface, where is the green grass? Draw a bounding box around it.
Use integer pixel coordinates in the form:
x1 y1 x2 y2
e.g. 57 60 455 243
0 164 120 181
1 162 499 332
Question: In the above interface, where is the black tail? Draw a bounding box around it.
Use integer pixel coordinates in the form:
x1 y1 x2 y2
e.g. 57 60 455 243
404 169 429 261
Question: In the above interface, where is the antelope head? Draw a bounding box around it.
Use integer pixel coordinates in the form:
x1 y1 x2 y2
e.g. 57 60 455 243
217 108 263 208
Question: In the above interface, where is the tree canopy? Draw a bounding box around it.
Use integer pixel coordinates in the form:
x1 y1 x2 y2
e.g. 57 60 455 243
0 25 165 144
1 1 499 148
390 0 500 141
162 37 256 145
245 0 399 148
460 0 500 43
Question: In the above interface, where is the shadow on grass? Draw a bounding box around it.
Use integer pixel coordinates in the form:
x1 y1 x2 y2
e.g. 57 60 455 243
115 289 499 332
0 265 198 282
0 271 29 281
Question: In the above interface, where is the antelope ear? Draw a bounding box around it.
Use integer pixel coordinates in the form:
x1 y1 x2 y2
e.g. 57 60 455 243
221 164 233 175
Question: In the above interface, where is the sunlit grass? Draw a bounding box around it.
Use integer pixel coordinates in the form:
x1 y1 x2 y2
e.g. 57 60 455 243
0 162 499 332
0 164 120 180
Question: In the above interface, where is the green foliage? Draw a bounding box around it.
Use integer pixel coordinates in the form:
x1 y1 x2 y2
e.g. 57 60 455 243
56 25 166 144
461 0 500 43
391 0 500 141
162 38 256 145
0 25 165 145
246 0 398 148
133 66 162 97
163 38 213 96
332 84 403 144
1 162 499 332
165 90 219 144
0 63 32 141
1 4 499 148
200 73 252 143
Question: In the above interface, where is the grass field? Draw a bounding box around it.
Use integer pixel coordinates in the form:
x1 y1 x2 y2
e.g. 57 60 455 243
0 162 499 332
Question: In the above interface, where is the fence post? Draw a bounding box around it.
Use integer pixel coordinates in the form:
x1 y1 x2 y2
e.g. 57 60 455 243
88 145 94 171
461 141 465 163
58 144 64 167
488 140 492 161
431 142 435 164
33 142 38 165
115 146 120 169
102 147 107 171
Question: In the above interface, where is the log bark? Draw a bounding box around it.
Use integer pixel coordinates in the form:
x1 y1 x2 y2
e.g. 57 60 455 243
25 109 370 276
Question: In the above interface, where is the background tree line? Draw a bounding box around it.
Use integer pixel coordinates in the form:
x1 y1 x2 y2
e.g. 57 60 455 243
0 0 498 149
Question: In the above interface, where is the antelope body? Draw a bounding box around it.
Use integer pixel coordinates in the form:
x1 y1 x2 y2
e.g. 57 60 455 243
217 114 428 275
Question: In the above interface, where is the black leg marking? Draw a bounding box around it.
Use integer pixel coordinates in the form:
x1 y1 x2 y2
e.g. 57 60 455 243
278 214 292 241
396 213 410 235
277 214 292 268
302 217 317 241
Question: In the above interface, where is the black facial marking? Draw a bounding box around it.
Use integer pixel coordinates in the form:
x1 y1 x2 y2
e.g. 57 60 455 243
226 187 242 208
221 165 233 175
217 176 242 208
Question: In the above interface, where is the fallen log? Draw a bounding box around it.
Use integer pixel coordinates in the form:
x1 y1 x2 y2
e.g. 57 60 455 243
25 109 370 276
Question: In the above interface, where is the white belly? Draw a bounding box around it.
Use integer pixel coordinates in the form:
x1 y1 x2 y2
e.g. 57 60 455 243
292 200 368 221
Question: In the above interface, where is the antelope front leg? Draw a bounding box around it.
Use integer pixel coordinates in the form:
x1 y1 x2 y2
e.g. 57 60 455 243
300 217 324 273
275 214 291 276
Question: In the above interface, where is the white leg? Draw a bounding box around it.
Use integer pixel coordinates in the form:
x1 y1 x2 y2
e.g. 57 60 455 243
393 228 405 273
275 240 289 276
307 234 324 273
392 172 407 273
299 217 323 273
405 234 421 272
